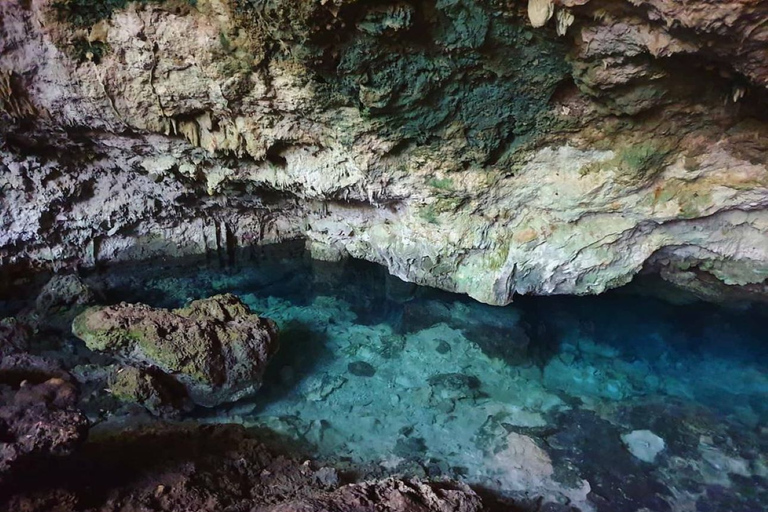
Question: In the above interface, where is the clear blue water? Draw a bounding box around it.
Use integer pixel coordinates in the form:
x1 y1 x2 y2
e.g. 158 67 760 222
82 246 768 511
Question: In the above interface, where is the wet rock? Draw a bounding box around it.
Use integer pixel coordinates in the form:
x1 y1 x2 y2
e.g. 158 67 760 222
403 300 531 364
0 318 30 356
313 466 340 489
109 366 189 415
428 373 481 409
35 274 95 315
1 422 482 512
348 361 376 377
0 351 88 482
72 294 279 407
305 374 347 402
621 429 666 463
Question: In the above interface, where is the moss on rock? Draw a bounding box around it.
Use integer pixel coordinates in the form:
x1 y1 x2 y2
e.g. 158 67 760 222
72 294 279 407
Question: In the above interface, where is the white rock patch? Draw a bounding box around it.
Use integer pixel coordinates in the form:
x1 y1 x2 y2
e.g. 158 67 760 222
621 430 666 463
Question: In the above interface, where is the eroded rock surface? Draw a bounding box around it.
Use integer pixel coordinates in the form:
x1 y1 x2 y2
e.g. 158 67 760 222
0 422 484 512
72 294 279 406
0 332 88 481
1 0 767 306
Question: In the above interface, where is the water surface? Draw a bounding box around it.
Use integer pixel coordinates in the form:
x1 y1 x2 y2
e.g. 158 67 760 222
86 246 768 511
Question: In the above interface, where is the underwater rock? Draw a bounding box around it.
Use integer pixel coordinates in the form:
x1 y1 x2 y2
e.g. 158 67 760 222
305 374 348 402
402 300 531 364
543 356 633 401
427 373 482 409
72 294 279 407
348 361 376 378
621 429 666 463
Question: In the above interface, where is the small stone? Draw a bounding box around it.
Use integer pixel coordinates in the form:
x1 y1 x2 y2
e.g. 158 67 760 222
436 340 451 354
621 429 665 463
348 361 376 377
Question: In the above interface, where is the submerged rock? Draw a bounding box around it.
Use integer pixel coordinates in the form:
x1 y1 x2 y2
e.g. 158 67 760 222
0 318 30 356
622 429 666 463
348 361 376 377
72 294 279 407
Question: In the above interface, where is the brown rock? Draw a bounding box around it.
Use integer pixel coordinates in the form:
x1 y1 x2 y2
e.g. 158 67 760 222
72 294 279 407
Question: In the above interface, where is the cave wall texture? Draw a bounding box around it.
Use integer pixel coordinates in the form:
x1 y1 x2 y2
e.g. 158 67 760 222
1 0 768 304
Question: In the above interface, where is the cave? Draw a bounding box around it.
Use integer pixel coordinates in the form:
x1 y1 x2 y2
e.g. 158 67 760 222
1 1 767 511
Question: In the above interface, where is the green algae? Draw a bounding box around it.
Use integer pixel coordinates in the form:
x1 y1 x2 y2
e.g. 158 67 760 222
53 0 571 165
110 366 155 403
72 307 218 384
428 177 455 191
580 140 677 184
307 0 570 163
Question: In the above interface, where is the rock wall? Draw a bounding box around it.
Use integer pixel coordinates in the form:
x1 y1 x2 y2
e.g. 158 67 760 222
1 0 768 304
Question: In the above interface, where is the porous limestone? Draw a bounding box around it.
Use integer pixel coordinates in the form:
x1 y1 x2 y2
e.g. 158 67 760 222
1 0 767 305
72 294 279 406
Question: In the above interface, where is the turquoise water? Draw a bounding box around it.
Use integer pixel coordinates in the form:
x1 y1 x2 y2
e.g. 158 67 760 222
91 247 768 511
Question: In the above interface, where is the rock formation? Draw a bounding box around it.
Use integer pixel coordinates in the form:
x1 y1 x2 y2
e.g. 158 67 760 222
0 325 89 481
1 0 767 305
72 293 279 406
1 422 487 512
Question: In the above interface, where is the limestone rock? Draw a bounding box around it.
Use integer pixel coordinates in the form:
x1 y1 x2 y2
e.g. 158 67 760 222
0 350 88 481
72 294 279 407
35 274 95 314
109 365 189 414
528 0 555 28
1 0 768 306
621 429 665 463
259 477 483 512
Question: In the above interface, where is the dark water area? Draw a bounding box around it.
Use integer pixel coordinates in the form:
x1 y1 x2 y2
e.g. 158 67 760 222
2 245 767 511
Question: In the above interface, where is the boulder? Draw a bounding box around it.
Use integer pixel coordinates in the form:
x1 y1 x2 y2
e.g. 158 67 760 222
35 274 95 314
72 294 279 407
0 350 88 481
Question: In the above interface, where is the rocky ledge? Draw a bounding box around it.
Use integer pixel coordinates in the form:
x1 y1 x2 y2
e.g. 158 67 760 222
1 0 768 304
